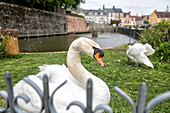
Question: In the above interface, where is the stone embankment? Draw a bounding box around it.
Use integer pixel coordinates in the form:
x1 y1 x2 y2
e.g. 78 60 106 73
0 2 88 37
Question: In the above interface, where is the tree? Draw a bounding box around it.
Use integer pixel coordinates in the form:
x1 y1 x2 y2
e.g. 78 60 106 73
143 20 149 24
110 19 121 26
1 0 85 11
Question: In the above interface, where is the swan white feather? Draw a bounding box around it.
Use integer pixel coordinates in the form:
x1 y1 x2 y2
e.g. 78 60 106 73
126 43 155 68
13 37 110 113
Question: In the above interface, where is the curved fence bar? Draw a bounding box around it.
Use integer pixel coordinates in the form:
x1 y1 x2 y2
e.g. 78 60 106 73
144 91 170 113
0 91 9 112
23 77 44 113
94 104 113 113
114 83 170 113
0 71 170 113
67 79 113 113
67 101 86 112
12 94 30 113
49 80 67 113
114 86 136 113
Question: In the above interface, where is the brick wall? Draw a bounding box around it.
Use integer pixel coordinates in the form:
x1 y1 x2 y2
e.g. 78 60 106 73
65 15 88 33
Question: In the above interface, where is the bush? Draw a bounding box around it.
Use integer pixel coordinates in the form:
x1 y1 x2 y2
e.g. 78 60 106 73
66 13 85 18
139 20 170 62
139 20 169 48
152 41 170 62
0 36 6 59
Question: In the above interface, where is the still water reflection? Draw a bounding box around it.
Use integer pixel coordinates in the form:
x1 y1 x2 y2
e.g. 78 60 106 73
18 32 138 52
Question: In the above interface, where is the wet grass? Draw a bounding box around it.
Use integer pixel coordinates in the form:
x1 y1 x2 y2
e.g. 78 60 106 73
0 46 169 112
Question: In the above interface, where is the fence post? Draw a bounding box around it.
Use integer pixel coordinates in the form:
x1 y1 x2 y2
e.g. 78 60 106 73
43 74 50 113
86 79 93 113
5 71 15 113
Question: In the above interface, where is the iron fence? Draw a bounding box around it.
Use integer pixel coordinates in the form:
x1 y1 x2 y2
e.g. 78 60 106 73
0 71 170 113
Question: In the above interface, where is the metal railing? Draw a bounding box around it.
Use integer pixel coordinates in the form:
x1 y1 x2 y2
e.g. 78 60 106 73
0 71 170 113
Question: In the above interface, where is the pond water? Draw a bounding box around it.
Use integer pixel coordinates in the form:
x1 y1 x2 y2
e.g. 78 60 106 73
18 32 138 52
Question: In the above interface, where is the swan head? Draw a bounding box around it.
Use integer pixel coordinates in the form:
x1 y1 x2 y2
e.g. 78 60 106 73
68 37 104 67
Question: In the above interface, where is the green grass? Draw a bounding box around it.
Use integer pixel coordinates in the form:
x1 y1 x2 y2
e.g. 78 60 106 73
0 46 170 113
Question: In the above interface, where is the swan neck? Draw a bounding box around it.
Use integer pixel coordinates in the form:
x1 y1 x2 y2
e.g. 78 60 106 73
67 49 92 88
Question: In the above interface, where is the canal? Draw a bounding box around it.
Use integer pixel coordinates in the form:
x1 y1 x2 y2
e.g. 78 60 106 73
18 32 138 52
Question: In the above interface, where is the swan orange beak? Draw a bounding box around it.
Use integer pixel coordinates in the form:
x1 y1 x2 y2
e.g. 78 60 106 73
94 52 104 67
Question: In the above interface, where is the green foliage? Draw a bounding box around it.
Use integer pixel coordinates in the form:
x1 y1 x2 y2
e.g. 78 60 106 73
139 20 169 48
3 0 85 11
6 54 23 59
152 41 170 62
110 19 121 25
66 12 85 18
0 36 6 59
143 20 149 24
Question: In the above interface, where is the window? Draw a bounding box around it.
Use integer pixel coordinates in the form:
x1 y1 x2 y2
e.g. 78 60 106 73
89 12 93 15
99 18 104 23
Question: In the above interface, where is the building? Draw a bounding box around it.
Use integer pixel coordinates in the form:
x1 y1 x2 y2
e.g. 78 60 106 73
136 15 149 26
83 9 108 23
104 5 123 24
72 5 123 24
149 10 170 24
122 12 131 26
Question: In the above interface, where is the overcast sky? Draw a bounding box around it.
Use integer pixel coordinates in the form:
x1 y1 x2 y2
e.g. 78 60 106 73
80 0 170 16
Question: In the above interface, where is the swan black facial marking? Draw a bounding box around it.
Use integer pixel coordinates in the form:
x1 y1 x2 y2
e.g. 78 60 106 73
92 46 104 58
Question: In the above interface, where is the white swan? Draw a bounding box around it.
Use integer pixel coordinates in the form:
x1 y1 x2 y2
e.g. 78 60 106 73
13 37 110 113
126 43 155 68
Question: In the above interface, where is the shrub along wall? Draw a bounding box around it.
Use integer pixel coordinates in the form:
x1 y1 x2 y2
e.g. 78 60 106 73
0 2 66 36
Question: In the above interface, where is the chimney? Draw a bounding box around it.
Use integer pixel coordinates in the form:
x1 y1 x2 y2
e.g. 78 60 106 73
113 6 115 10
103 5 105 10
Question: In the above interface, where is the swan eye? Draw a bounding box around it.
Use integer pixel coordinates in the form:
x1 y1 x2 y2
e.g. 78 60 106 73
92 46 104 58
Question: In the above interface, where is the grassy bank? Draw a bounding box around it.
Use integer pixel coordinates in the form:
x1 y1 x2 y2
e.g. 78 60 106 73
0 46 169 112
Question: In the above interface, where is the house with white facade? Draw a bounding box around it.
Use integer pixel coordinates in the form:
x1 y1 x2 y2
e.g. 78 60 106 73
73 5 123 24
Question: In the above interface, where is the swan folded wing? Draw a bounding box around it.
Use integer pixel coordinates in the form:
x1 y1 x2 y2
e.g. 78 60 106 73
143 44 155 56
13 75 43 112
128 44 145 56
127 54 139 63
36 64 82 88
36 64 68 84
138 53 154 68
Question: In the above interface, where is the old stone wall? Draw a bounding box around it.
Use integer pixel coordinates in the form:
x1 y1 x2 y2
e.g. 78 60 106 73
0 2 66 36
65 15 88 33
